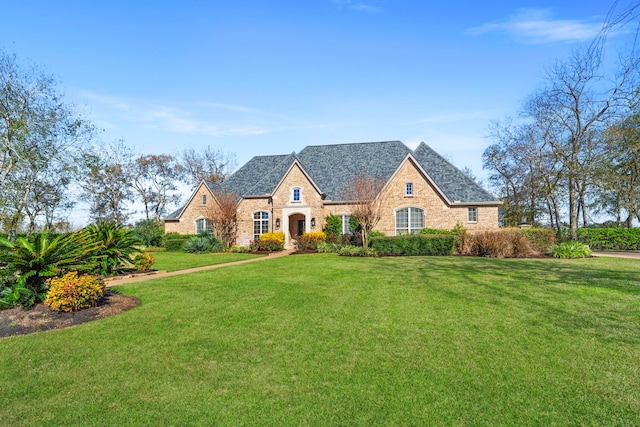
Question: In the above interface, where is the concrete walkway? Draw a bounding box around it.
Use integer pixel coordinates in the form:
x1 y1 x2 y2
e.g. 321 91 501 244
592 251 640 260
105 250 294 286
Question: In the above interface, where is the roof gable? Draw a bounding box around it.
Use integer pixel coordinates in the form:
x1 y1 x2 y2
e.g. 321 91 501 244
296 141 411 201
412 142 497 203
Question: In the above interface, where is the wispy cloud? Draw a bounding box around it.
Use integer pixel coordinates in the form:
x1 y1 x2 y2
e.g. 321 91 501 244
467 9 604 44
76 91 332 138
330 0 384 13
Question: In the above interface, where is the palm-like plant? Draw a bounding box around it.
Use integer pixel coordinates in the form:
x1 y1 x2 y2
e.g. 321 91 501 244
0 232 98 306
85 223 143 276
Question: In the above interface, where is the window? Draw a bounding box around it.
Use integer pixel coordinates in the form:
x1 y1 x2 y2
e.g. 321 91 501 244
292 188 301 202
468 207 478 223
340 214 351 235
195 218 212 234
405 182 413 196
201 195 207 205
395 207 424 235
253 211 269 240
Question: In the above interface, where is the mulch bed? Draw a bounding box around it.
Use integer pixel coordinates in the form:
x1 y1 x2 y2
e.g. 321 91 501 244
0 290 140 339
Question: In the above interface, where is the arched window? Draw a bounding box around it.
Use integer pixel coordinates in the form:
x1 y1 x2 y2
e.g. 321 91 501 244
195 218 212 234
253 211 269 240
395 207 424 235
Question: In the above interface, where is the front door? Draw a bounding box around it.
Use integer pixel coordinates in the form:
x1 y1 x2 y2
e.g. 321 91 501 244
298 219 306 236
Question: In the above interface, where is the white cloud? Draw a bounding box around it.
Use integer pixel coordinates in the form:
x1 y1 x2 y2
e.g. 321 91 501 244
467 9 604 44
330 0 384 13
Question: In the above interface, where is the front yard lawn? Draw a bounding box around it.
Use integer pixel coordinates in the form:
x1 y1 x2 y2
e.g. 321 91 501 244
1 255 639 425
151 251 262 271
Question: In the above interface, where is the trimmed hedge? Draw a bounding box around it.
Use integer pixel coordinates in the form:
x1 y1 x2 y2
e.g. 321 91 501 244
164 238 189 252
371 235 455 256
558 228 640 251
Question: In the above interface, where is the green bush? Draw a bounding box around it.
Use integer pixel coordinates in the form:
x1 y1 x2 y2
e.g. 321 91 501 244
550 241 592 259
295 231 327 251
85 223 143 276
132 219 165 247
324 214 342 236
133 252 156 271
227 245 250 253
558 228 640 251
165 238 189 252
183 234 223 253
419 227 455 235
317 242 343 253
337 245 378 257
370 235 455 256
0 232 98 307
369 230 385 238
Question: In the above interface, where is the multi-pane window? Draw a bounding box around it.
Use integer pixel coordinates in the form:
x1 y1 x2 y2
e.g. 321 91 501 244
253 211 269 240
201 195 207 205
195 218 212 234
341 214 351 235
293 188 301 202
405 182 413 196
395 207 424 235
468 207 478 222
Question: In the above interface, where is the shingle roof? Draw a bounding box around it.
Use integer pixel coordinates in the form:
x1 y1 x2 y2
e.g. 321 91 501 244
297 141 411 201
164 141 498 220
412 142 497 203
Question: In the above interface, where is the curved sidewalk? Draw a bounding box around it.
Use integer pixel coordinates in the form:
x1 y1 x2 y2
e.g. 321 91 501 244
106 250 293 286
592 251 640 260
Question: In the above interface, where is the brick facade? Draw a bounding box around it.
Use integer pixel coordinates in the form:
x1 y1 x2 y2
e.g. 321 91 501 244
165 148 500 246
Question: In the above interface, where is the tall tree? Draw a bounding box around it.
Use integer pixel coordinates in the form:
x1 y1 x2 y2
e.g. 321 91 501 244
201 189 240 248
131 154 184 220
0 50 93 236
179 146 236 188
79 140 134 226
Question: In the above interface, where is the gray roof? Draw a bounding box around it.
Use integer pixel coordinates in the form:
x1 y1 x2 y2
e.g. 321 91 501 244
165 141 497 219
412 142 497 203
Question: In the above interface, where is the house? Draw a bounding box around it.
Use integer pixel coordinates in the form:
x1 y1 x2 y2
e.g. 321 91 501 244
164 141 501 247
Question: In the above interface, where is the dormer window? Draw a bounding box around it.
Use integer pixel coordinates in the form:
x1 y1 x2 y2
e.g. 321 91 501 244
292 187 301 202
405 182 413 197
201 195 207 205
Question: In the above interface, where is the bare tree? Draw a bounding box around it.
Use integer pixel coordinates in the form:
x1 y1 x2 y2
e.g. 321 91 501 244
179 146 236 188
345 173 386 248
201 189 240 247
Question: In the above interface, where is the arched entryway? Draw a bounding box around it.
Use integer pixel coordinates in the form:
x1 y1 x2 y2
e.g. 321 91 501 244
288 213 306 241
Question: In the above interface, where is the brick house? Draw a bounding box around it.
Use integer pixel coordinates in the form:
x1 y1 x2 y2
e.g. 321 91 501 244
164 141 501 247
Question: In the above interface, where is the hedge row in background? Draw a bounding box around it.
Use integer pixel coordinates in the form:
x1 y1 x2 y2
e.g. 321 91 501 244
370 235 455 256
559 228 640 251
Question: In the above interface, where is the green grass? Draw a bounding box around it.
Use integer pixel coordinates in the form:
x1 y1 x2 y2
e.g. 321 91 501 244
151 251 262 271
1 255 639 425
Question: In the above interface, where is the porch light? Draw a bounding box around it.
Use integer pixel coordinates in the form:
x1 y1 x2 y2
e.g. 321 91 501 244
311 217 316 228
275 218 281 229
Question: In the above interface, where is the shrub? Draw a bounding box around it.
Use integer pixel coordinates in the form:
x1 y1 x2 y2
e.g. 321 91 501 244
457 230 534 258
183 234 222 253
259 232 285 245
0 232 98 307
132 219 165 247
370 235 455 256
324 214 342 236
165 238 189 252
85 223 143 276
0 281 35 310
337 245 378 257
227 245 249 253
133 252 156 271
369 230 385 238
295 231 327 251
550 241 592 259
419 228 455 235
317 242 343 253
45 272 106 312
558 228 640 251
519 227 557 252
250 238 284 252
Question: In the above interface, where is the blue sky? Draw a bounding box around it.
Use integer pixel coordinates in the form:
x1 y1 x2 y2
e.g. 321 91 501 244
0 0 634 222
